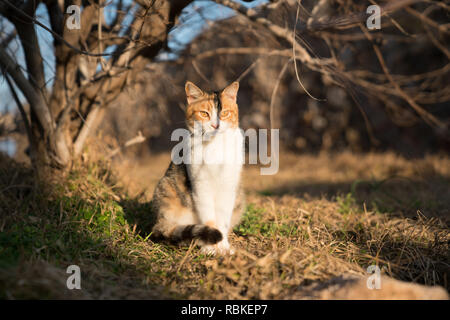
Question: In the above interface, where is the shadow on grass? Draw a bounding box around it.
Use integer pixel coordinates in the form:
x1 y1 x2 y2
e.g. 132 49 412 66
261 174 450 220
0 155 177 299
330 227 450 290
119 198 157 238
255 171 450 290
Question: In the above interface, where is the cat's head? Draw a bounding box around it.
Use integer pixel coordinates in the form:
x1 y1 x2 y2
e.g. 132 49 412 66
185 81 239 135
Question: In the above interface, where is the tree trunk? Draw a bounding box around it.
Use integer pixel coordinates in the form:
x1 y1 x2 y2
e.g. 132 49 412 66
0 0 193 176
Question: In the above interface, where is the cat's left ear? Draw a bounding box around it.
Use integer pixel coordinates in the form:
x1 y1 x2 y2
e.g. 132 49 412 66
222 82 239 102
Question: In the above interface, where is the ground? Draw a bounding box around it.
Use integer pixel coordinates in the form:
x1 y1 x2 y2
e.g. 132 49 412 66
0 150 449 299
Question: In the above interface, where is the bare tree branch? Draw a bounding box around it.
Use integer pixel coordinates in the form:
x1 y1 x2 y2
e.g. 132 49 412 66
0 46 54 133
106 131 146 159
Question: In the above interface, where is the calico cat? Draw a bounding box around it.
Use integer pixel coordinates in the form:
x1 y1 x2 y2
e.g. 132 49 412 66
150 81 245 255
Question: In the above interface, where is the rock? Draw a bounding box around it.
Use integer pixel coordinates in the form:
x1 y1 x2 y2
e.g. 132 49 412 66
291 274 449 300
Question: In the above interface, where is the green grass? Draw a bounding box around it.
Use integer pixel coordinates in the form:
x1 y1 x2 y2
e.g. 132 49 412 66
234 204 301 238
0 158 187 298
336 192 357 215
0 183 131 270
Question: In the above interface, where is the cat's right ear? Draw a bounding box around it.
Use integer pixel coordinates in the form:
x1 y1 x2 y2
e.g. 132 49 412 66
185 81 203 104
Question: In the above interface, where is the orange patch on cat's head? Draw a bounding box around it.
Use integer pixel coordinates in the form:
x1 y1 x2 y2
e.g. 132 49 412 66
219 82 239 128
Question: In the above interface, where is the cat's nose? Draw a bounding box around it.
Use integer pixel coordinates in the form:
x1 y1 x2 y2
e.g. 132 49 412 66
211 123 219 129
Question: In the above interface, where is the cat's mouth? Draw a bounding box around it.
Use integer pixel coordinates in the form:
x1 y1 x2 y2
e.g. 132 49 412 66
187 121 228 140
202 128 220 140
203 125 220 134
187 125 217 139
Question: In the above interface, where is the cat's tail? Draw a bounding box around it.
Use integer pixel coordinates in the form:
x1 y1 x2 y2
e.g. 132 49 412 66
167 224 223 244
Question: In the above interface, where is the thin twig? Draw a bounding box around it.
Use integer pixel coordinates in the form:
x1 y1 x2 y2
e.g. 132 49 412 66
106 131 147 159
269 58 292 130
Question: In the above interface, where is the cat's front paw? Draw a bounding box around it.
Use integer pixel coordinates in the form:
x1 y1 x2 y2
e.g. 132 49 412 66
217 240 235 255
200 242 235 256
200 245 217 256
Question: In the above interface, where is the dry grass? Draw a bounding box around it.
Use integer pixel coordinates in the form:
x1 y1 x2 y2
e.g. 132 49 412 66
0 150 449 299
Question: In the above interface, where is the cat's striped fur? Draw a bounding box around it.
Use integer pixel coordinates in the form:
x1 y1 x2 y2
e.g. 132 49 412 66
151 81 245 255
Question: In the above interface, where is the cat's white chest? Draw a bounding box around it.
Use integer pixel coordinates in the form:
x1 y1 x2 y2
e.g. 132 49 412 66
204 130 243 166
187 129 243 186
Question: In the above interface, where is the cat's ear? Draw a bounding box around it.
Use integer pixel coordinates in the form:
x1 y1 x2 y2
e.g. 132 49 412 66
222 82 239 102
185 81 204 104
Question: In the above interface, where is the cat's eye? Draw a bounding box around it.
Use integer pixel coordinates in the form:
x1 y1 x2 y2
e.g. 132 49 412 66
220 110 230 118
199 111 209 118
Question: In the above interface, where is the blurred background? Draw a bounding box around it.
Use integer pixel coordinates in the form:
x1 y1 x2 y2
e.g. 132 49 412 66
1 0 449 163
